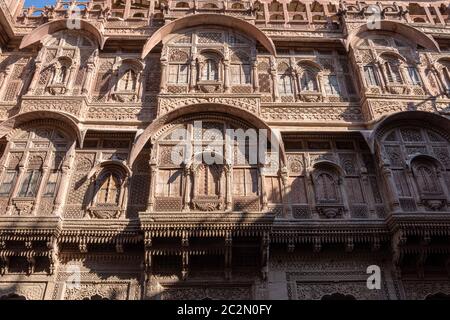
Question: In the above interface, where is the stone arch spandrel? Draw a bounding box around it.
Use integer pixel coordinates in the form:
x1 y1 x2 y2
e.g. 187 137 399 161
129 103 286 167
20 19 106 50
0 111 82 146
346 20 440 52
141 14 277 58
366 111 450 153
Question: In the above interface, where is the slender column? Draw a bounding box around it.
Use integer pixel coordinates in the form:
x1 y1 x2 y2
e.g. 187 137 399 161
260 169 268 211
380 165 401 212
31 166 50 216
417 65 432 95
270 66 279 102
225 165 232 211
305 170 318 219
0 67 12 99
223 60 231 93
252 60 259 93
432 5 445 25
423 6 434 24
160 59 168 93
360 170 377 219
6 165 26 215
27 59 43 93
147 164 157 211
81 63 96 95
53 143 76 216
124 0 132 19
182 166 191 212
224 233 232 279
405 168 424 211
181 231 189 280
189 59 196 92
280 166 291 217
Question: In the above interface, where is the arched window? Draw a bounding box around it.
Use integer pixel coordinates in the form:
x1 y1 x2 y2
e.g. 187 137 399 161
197 164 221 197
231 52 251 85
54 65 68 84
299 69 318 91
315 172 339 203
278 71 293 95
364 65 379 86
96 173 120 205
202 59 219 81
324 74 340 95
0 170 18 196
407 66 421 85
168 64 189 84
119 69 137 91
380 126 450 212
384 58 403 84
19 156 43 198
412 160 442 195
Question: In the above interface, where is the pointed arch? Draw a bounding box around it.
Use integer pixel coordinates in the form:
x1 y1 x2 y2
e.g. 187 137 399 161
20 19 105 50
141 14 277 58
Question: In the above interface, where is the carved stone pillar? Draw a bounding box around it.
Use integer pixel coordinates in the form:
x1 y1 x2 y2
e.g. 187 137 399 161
291 69 299 101
31 165 50 216
53 143 76 216
181 231 189 280
260 232 269 281
6 166 26 214
279 166 291 217
189 59 196 92
182 166 191 212
0 67 12 98
338 177 351 219
417 65 432 95
160 60 168 93
305 170 318 219
252 60 259 93
260 168 268 211
81 63 95 95
381 165 401 212
225 164 232 211
224 232 232 279
405 168 424 211
377 61 390 92
270 67 279 102
27 61 43 94
223 60 231 93
147 164 157 212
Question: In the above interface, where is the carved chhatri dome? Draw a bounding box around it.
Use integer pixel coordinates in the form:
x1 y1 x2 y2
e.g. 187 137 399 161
0 0 449 300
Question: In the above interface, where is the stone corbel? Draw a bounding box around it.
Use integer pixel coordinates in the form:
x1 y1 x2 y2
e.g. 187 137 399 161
260 232 270 281
313 237 322 253
224 232 232 280
0 256 9 275
345 237 354 252
391 229 407 278
26 256 35 275
79 238 88 253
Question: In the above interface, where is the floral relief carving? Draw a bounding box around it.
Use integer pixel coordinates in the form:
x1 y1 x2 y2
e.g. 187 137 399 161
64 283 129 300
158 97 260 115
